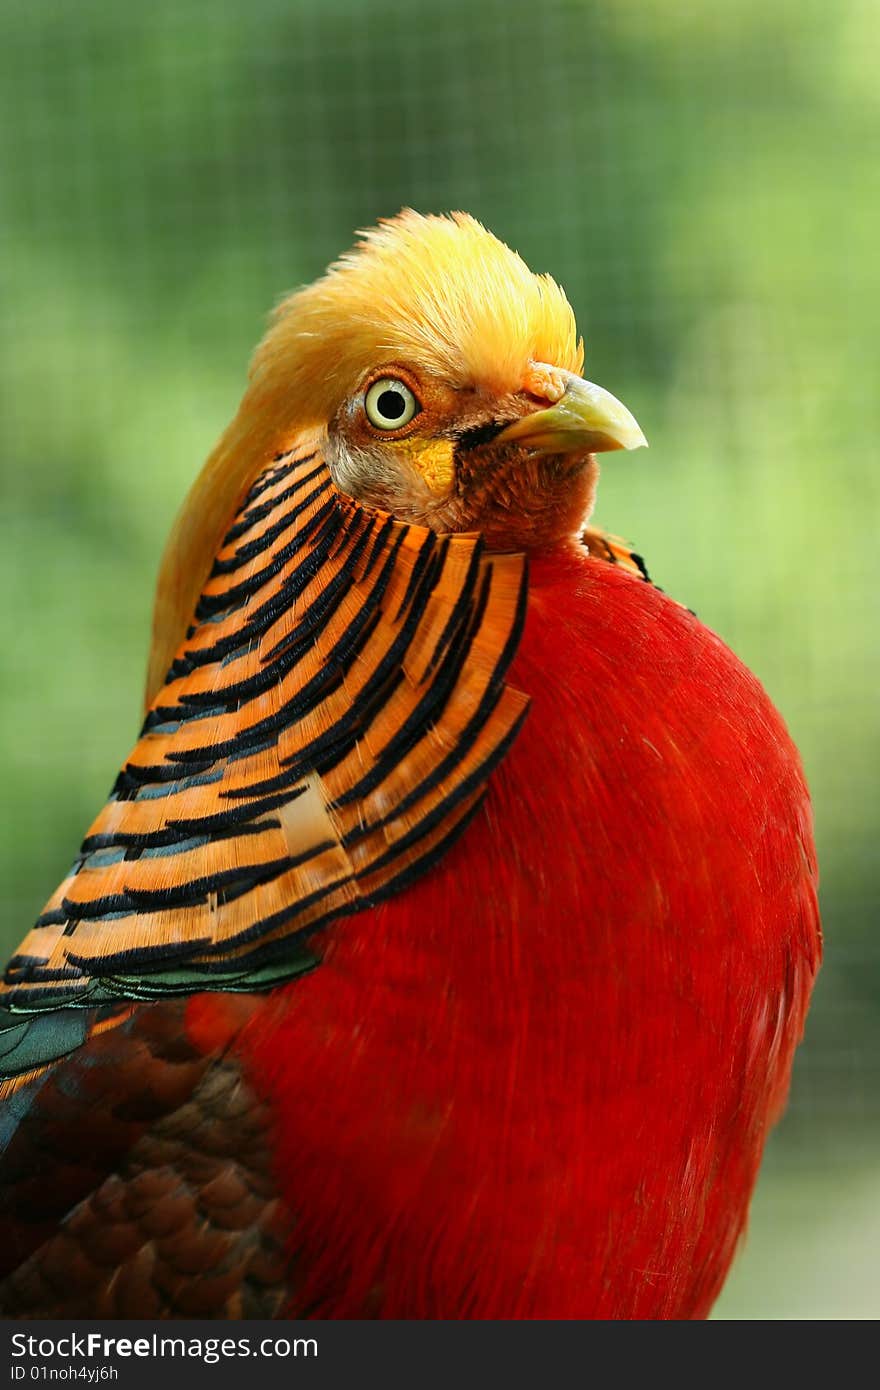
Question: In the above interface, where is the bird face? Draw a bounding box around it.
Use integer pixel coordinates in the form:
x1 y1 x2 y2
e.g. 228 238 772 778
148 212 647 706
327 355 646 552
253 211 650 550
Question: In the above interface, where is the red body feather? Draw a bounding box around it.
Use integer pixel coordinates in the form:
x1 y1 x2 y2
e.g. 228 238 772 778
189 542 820 1319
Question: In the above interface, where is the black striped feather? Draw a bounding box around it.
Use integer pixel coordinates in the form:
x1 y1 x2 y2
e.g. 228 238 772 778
581 525 651 582
2 446 529 1018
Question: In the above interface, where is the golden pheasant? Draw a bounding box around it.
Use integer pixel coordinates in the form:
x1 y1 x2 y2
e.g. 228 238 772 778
0 212 820 1319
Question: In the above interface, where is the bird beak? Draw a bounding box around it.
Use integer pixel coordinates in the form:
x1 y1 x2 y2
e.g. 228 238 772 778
497 371 647 455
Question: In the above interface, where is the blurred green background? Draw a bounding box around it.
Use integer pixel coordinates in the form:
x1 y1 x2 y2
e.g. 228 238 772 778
1 0 877 1318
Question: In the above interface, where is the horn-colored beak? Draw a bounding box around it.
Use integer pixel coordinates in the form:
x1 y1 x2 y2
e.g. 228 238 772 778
498 372 647 455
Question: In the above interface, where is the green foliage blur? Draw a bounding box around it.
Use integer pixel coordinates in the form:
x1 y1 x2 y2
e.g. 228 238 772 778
1 0 876 1317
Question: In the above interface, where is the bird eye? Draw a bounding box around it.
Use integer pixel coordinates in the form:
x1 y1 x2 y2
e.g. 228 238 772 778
364 378 421 431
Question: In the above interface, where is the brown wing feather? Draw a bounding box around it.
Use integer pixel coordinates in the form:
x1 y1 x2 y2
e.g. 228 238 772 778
3 442 528 1011
0 998 292 1317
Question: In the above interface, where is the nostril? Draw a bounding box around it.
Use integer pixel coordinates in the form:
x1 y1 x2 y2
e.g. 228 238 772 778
522 362 568 404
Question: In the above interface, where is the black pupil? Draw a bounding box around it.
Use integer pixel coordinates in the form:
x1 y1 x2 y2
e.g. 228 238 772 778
377 388 406 421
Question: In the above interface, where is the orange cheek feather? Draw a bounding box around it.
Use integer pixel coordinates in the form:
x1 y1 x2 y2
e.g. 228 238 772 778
409 438 455 494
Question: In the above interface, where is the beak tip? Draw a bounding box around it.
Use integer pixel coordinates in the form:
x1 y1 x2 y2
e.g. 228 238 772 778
616 414 648 452
604 424 648 453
